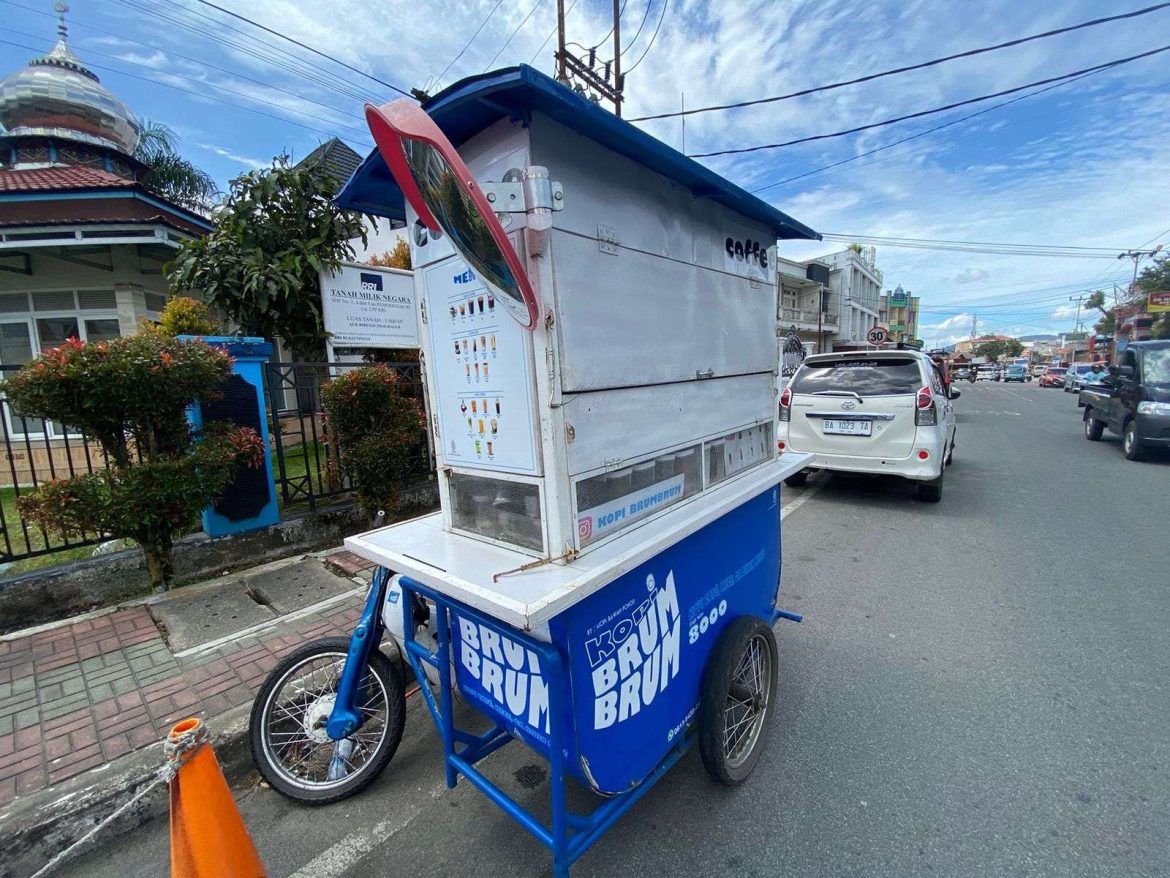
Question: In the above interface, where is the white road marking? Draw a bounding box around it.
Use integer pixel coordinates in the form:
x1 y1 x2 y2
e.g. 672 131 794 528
781 478 825 519
283 475 822 878
991 384 1033 403
287 784 444 878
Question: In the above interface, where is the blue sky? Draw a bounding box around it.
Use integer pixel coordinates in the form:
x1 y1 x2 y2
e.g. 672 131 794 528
2 0 1168 345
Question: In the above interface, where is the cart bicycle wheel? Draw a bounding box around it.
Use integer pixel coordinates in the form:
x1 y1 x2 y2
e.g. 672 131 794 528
249 637 405 805
698 617 778 786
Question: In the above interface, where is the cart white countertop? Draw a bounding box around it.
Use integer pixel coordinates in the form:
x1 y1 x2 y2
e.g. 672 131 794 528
345 453 811 633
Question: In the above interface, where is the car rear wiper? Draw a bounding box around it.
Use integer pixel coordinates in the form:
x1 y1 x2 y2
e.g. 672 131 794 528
811 390 864 402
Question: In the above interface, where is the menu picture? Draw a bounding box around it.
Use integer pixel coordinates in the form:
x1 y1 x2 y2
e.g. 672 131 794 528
425 260 539 475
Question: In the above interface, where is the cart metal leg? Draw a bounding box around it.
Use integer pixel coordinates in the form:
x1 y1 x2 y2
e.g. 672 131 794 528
396 572 692 877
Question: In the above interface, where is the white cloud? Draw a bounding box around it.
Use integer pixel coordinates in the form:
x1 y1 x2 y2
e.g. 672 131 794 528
953 268 989 284
78 0 1170 345
196 143 269 170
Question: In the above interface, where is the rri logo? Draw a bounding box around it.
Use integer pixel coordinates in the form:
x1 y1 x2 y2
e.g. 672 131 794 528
359 272 383 292
453 269 477 285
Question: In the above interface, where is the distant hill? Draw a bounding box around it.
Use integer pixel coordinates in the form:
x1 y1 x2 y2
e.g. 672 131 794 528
1018 334 1059 342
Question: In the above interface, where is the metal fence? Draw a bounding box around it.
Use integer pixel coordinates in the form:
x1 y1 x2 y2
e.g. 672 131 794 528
0 365 113 565
263 361 431 511
0 360 432 567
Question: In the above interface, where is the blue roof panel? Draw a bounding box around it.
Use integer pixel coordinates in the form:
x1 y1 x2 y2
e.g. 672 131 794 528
336 65 819 241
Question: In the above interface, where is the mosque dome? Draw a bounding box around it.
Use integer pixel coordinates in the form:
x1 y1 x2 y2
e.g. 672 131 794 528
0 5 140 155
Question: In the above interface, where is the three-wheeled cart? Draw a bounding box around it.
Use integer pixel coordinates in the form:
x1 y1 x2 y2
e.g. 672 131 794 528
249 65 819 876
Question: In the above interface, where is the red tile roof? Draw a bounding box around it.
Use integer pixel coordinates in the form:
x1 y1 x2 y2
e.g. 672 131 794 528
0 165 136 192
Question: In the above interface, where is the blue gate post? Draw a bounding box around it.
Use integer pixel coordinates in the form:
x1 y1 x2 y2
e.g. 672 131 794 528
183 336 280 536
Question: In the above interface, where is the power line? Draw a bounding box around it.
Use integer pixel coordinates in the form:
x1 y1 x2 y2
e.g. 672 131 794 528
816 234 1127 259
1136 225 1170 249
689 43 1170 157
629 1 1170 122
0 22 364 129
823 234 1124 253
750 66 1107 194
530 0 578 64
432 0 506 89
486 0 545 70
107 0 376 105
0 35 372 144
624 0 667 73
619 0 654 58
568 0 629 57
182 0 413 98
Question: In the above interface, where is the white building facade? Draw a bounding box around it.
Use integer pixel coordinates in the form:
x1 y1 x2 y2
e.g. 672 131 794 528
776 255 837 354
821 247 883 349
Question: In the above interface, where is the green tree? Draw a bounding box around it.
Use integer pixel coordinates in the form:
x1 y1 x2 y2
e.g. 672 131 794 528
1084 289 1115 334
152 296 222 337
972 338 1024 361
367 239 412 270
1136 259 1170 339
134 120 219 214
320 366 426 520
1 334 262 589
166 157 369 359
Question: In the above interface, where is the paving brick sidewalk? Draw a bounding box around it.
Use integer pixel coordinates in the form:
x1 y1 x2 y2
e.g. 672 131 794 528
0 552 377 807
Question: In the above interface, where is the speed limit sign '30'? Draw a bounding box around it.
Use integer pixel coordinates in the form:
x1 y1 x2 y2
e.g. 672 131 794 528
867 326 888 345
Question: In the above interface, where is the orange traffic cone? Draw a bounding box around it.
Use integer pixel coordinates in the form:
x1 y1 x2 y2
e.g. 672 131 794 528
167 718 265 878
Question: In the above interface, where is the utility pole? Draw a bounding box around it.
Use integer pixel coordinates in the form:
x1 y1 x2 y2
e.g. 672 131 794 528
1068 293 1087 365
1117 245 1163 296
553 0 624 114
555 0 567 83
612 0 622 118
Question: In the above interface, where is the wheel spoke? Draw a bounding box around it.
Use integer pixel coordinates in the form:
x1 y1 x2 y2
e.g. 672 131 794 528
259 649 392 792
718 633 773 768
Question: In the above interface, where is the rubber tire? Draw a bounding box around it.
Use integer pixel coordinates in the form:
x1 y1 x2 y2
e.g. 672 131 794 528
698 617 778 786
784 471 808 487
249 637 406 805
945 433 955 466
1084 413 1104 441
917 468 943 503
1123 420 1144 461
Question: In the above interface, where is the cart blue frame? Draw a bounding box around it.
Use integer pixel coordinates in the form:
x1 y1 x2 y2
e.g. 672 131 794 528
326 486 802 877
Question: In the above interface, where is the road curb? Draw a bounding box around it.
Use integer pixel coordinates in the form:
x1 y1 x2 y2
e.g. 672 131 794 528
0 702 255 878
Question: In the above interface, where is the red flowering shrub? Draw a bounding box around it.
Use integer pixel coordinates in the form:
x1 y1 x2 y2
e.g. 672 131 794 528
320 366 427 519
1 333 262 588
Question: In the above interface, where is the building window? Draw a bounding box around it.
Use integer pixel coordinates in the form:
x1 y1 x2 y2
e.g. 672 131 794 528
0 290 123 439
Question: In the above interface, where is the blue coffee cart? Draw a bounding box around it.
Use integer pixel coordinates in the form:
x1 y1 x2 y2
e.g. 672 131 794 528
249 66 818 876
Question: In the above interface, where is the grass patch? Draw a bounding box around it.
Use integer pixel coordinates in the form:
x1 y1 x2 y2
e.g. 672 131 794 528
0 485 111 575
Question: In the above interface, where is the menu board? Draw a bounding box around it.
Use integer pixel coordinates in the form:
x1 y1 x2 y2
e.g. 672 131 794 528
425 260 539 475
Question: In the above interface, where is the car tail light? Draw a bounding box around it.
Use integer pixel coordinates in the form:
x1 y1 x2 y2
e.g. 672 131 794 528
779 386 792 422
777 441 786 451
915 385 937 426
918 450 930 460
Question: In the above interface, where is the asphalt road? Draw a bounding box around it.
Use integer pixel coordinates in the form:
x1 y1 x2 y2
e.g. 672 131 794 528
58 379 1169 878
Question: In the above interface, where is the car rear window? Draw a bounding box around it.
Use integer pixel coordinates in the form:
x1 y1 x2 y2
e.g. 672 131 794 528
790 357 922 396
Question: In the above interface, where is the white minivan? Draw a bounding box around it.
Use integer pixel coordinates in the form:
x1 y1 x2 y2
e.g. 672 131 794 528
778 350 958 502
